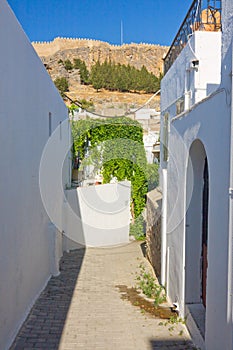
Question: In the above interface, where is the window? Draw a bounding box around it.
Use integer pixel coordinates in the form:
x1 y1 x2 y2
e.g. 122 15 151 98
176 97 185 115
49 112 52 137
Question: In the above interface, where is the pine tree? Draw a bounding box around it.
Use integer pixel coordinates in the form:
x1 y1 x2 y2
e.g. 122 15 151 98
54 77 69 97
64 59 73 71
73 58 89 84
90 61 104 92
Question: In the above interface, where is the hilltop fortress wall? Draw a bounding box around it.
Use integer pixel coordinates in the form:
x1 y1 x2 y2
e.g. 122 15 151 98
32 37 168 76
32 37 166 56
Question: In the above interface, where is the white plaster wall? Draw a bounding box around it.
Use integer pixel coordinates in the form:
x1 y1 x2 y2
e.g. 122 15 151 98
160 2 233 349
194 32 222 98
221 0 233 96
63 181 131 247
220 3 233 350
221 0 233 63
143 133 159 164
165 91 231 350
135 109 158 120
0 1 70 348
161 31 221 114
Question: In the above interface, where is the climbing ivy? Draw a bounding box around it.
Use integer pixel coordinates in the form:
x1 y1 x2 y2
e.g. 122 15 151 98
71 117 148 219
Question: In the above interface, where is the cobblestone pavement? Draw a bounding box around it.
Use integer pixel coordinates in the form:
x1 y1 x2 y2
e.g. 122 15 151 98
11 241 196 350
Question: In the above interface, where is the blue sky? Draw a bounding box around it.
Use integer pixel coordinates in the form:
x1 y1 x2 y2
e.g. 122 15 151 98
7 0 192 46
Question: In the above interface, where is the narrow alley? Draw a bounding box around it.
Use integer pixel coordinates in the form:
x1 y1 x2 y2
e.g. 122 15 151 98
11 241 195 350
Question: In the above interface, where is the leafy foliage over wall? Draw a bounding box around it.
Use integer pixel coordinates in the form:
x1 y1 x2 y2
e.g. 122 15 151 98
72 117 148 219
146 163 159 192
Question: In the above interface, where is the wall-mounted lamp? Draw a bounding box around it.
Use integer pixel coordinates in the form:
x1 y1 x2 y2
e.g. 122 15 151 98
191 59 199 71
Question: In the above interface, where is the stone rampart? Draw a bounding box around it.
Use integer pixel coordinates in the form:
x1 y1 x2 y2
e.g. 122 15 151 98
32 37 168 75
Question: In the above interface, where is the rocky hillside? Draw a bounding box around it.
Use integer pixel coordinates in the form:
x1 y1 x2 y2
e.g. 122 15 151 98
33 38 168 114
33 38 168 75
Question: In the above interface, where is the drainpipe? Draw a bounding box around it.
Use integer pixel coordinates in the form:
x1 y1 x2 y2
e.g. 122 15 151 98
161 167 167 286
68 109 72 187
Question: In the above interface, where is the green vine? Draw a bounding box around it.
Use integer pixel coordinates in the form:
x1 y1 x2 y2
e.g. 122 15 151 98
71 117 148 219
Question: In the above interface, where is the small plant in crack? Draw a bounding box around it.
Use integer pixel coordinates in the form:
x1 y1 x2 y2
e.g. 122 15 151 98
159 315 186 327
135 263 166 307
159 315 187 336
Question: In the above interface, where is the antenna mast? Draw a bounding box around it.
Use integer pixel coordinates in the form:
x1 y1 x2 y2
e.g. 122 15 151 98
121 20 123 45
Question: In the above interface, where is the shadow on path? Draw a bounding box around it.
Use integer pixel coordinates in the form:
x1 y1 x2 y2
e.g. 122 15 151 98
150 339 196 350
10 248 85 350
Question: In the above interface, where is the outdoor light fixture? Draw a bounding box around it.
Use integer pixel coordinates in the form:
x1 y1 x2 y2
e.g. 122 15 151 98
191 59 199 68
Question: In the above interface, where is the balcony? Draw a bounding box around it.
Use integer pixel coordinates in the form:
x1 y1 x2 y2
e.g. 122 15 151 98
164 0 222 75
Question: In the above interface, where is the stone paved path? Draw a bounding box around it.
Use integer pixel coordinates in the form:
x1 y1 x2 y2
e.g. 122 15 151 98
11 241 196 350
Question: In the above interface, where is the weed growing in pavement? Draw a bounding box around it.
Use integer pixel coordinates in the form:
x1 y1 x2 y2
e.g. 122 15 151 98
135 263 166 307
159 315 187 336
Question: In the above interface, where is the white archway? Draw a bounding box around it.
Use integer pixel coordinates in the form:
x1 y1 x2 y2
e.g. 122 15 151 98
185 139 209 337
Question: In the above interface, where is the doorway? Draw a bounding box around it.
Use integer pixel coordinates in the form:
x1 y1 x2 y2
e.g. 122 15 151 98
185 140 209 338
201 158 209 307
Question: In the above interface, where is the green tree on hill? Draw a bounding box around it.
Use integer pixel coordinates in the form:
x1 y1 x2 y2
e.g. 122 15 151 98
89 60 160 93
73 58 89 84
90 61 104 92
58 57 162 94
54 77 69 97
64 59 73 71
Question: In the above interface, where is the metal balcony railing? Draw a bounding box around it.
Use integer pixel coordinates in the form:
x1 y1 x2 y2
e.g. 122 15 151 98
163 0 222 74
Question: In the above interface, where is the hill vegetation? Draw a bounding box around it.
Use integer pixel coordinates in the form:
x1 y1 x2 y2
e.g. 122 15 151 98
55 58 162 97
89 60 162 93
72 117 148 223
34 38 166 112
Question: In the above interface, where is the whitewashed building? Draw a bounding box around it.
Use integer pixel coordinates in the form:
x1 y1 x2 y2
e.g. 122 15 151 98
160 0 233 349
143 132 159 163
0 1 71 349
